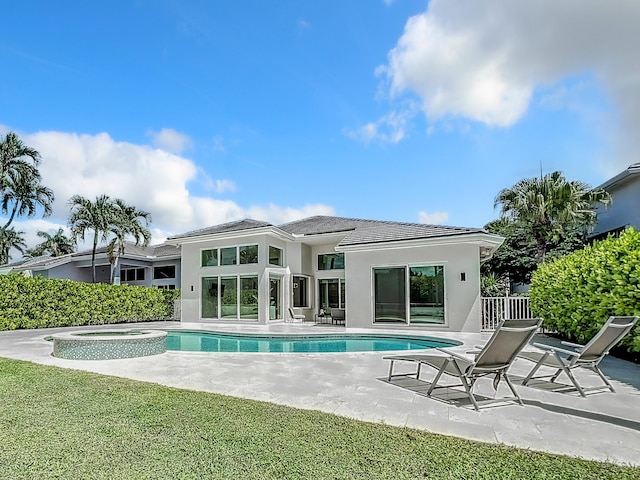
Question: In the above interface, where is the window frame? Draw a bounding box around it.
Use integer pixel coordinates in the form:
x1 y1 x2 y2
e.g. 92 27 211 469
372 263 446 326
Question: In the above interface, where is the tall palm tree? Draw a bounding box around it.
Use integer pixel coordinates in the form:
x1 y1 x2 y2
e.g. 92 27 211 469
68 194 116 283
0 132 53 235
107 199 152 283
32 228 76 257
1 164 54 230
494 171 611 263
0 227 27 265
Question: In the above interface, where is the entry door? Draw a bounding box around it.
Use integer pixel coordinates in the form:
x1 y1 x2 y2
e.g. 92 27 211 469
269 275 282 320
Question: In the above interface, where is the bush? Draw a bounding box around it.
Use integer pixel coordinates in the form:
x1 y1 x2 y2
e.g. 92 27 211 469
0 275 180 331
530 228 640 354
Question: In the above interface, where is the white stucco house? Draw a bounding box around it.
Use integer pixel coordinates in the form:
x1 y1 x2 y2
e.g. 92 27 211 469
591 163 640 240
168 216 503 332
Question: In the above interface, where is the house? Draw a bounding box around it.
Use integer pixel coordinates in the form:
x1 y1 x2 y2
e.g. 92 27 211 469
168 216 503 332
591 163 640 240
1 242 181 290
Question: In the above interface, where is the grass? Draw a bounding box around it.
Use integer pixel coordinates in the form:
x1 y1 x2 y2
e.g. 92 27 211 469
0 358 638 480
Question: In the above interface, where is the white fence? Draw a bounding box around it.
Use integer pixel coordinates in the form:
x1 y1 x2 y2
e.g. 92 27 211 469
481 297 531 331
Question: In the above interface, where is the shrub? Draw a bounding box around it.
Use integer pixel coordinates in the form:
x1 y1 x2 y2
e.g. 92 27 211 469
530 228 640 353
0 275 180 331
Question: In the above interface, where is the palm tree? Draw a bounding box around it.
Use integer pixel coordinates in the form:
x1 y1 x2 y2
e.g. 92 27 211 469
32 228 76 257
494 171 611 263
1 163 54 230
0 131 54 236
106 199 152 283
0 227 27 264
68 194 116 283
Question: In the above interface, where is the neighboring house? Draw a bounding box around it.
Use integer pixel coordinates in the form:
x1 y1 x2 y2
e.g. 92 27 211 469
168 216 503 332
591 163 640 240
1 242 181 290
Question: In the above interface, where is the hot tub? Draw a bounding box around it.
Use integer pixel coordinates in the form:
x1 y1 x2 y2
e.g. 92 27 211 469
50 329 167 360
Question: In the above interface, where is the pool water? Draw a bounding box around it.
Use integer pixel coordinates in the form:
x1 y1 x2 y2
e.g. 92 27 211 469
165 331 460 353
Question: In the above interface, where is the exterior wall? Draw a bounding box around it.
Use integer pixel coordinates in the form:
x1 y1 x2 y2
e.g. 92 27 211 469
150 260 181 289
179 233 289 324
344 242 482 332
41 263 92 282
592 176 640 237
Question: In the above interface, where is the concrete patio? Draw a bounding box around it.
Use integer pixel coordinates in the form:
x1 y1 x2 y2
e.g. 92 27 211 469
0 321 638 467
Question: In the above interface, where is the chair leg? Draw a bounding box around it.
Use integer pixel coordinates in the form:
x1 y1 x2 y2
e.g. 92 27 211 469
426 359 449 396
591 364 616 393
503 373 524 406
562 366 587 397
522 352 550 385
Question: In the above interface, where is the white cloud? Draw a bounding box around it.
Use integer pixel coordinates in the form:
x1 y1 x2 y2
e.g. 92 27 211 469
418 211 449 225
2 130 334 258
377 0 640 171
148 128 193 154
344 107 416 144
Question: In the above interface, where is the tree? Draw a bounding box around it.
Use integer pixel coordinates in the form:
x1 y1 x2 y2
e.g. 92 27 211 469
106 199 152 283
30 228 76 257
482 217 587 285
0 132 54 262
0 227 27 264
494 171 611 264
68 194 117 283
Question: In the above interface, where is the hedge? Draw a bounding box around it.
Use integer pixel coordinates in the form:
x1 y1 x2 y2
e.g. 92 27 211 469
530 227 640 354
0 275 180 331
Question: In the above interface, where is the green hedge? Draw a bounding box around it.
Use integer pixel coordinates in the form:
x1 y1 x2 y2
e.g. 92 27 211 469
530 227 640 353
0 275 180 331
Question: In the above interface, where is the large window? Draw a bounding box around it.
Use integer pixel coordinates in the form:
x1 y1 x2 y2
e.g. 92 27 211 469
202 275 259 321
220 276 238 318
240 276 259 319
153 265 176 279
409 266 445 324
318 278 346 312
202 277 218 318
122 267 145 282
239 245 258 264
269 246 283 266
373 267 406 323
220 247 237 266
292 275 309 308
203 244 259 267
318 253 344 270
202 249 218 267
373 265 445 325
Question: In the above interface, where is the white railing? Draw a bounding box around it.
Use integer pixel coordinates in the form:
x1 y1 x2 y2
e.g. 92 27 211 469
481 296 531 331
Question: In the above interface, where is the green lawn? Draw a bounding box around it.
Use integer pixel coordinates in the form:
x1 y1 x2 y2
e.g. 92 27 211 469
0 358 637 480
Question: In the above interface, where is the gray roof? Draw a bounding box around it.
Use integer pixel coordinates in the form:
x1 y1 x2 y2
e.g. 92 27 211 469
280 215 482 246
169 219 274 240
4 242 179 271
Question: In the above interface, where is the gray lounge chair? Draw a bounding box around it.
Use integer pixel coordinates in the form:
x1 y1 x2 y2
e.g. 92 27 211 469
384 318 543 410
287 307 305 323
518 315 638 396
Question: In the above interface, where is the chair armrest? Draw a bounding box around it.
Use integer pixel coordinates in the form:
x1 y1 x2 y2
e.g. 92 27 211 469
531 342 580 357
560 340 584 350
436 347 471 361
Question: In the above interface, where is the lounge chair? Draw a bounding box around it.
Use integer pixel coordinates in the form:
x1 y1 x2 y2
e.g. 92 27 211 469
384 318 543 410
518 316 638 396
287 307 305 323
331 308 345 325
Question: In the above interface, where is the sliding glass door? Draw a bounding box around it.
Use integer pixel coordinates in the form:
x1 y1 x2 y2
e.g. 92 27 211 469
373 265 445 325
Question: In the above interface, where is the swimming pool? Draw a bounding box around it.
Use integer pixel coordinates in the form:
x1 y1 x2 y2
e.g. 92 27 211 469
164 330 461 353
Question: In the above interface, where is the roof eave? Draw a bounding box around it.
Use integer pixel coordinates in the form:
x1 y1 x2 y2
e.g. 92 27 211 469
167 225 294 245
335 232 504 253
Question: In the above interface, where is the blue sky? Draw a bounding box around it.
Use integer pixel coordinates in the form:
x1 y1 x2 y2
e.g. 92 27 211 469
1 1 638 252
